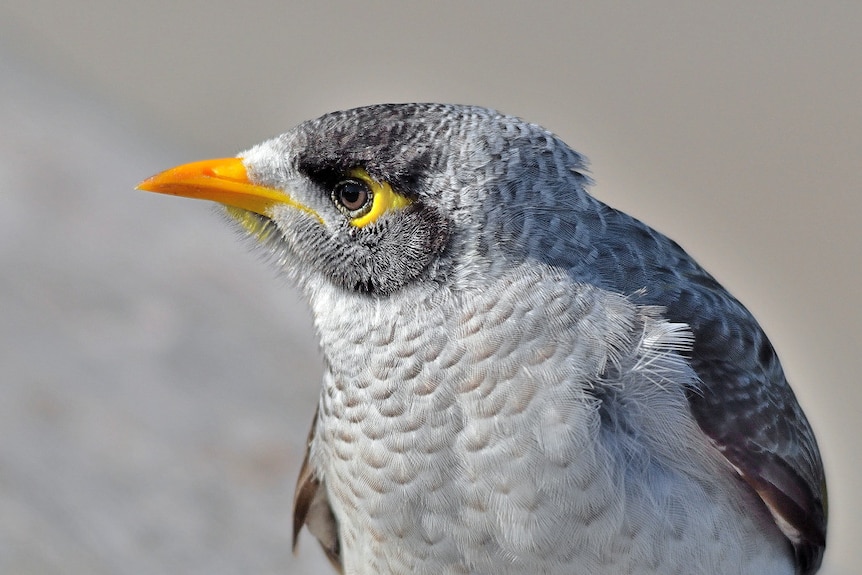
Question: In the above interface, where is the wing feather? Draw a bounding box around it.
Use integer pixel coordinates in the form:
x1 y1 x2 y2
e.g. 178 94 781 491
293 408 343 573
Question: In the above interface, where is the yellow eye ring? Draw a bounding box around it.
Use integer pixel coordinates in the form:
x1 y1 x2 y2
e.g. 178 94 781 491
332 179 373 218
342 168 413 228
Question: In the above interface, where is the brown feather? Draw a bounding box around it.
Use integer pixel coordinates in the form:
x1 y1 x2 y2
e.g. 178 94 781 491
292 407 343 572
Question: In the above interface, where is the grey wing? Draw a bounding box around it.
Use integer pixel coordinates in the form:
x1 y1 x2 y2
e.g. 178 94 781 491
613 231 827 574
293 407 343 573
679 289 828 574
556 202 827 573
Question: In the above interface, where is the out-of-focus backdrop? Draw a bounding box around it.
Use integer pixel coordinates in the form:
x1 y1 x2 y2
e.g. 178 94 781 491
1 2 859 573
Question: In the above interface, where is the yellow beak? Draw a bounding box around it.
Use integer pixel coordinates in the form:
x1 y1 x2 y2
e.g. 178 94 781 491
136 157 288 216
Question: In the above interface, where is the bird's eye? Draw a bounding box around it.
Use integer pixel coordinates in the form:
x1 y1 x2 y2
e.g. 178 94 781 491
333 179 373 217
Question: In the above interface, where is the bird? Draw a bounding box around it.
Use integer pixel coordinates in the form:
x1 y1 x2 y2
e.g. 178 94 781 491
137 103 827 575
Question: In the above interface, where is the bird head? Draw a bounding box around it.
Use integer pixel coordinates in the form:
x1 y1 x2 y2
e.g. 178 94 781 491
138 104 593 298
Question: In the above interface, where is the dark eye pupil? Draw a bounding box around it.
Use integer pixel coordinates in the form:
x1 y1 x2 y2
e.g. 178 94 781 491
336 180 370 212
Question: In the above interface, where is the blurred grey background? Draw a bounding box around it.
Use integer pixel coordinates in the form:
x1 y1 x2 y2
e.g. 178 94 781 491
1 2 859 573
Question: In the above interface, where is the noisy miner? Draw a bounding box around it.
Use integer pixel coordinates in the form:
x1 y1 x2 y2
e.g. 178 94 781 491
137 103 826 575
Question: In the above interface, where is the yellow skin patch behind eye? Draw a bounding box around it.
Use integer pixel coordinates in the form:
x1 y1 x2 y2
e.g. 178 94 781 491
348 168 413 228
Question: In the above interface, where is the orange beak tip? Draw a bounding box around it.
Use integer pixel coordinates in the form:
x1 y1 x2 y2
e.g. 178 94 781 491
132 157 311 220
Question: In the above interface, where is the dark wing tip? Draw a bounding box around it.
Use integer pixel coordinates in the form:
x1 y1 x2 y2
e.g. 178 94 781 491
717 439 827 575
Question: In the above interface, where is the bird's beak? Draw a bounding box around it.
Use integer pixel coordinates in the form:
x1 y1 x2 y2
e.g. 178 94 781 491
136 157 288 217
